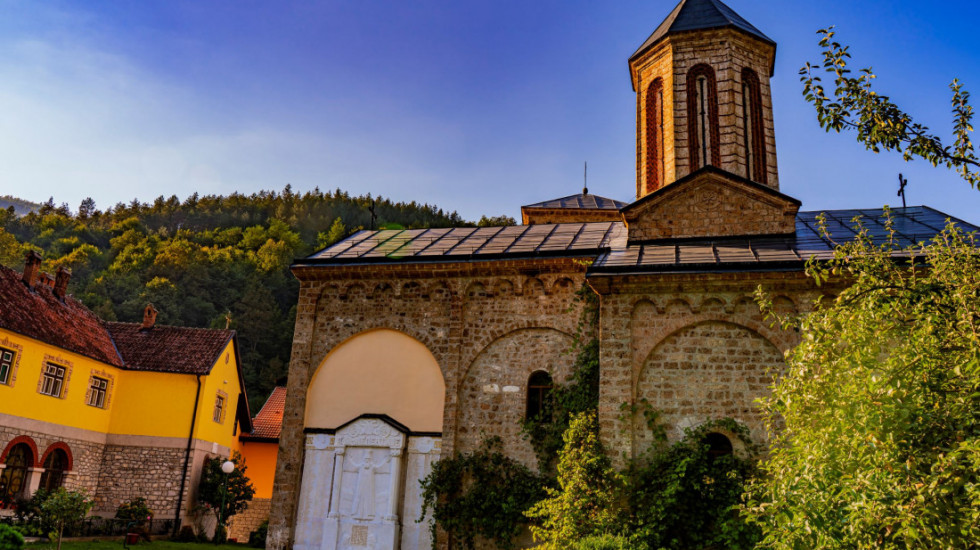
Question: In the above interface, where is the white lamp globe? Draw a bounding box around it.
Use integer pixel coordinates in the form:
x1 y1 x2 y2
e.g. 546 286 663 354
221 460 235 474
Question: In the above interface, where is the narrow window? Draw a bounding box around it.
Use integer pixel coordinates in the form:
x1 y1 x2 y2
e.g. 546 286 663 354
686 64 720 170
213 394 225 423
645 78 665 193
740 68 767 184
0 347 13 385
704 432 734 459
87 377 109 408
39 448 69 492
526 371 554 422
0 443 33 505
40 363 66 397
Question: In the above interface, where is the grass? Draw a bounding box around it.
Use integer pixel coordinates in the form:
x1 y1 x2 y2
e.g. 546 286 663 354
27 542 248 550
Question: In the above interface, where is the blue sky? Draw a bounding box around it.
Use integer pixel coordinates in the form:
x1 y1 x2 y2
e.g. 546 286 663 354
0 0 977 224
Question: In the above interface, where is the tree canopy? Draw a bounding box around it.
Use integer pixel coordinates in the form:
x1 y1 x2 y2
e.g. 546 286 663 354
0 187 482 409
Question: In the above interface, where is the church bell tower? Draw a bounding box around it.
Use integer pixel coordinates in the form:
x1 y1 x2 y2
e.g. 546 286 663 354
630 0 779 200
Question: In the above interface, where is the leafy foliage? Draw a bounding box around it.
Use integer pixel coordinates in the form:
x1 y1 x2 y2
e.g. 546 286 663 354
0 523 25 550
419 437 549 550
747 215 980 548
114 497 153 523
526 411 624 550
801 28 979 188
41 489 93 550
628 418 760 550
0 187 477 409
197 453 255 525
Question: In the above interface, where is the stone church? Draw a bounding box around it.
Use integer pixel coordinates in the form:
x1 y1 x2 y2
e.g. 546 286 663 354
267 1 978 549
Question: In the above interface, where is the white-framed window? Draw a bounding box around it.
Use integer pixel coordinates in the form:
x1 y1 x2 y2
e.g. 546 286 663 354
40 363 67 397
0 347 14 385
87 376 109 408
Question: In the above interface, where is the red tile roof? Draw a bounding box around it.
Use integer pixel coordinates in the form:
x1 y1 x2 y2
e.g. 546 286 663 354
106 322 234 375
241 386 286 441
0 264 123 366
1 263 236 376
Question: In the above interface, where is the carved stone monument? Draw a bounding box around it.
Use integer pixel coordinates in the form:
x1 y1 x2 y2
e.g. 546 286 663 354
293 416 440 550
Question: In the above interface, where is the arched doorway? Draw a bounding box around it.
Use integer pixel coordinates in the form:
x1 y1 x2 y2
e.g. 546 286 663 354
0 443 34 506
295 329 445 550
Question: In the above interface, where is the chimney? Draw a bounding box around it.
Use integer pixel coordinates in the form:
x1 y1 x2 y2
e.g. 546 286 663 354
54 267 71 300
41 272 55 289
22 250 42 289
142 303 158 330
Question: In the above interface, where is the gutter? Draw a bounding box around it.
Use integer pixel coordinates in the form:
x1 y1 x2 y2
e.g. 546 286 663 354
174 374 203 536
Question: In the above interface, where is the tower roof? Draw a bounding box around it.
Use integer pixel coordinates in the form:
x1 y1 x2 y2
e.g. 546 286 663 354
630 0 774 62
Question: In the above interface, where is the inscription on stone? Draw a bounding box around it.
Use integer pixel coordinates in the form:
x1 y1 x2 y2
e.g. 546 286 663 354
349 525 368 546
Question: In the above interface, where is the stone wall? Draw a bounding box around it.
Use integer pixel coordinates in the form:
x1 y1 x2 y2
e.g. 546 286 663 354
94 444 187 517
271 259 589 547
590 271 816 466
228 497 271 543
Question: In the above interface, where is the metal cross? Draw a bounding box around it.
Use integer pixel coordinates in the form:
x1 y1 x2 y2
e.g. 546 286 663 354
897 173 908 209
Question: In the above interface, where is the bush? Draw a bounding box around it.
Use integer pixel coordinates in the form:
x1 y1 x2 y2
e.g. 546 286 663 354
248 520 268 548
0 524 25 550
573 534 646 550
115 497 153 523
212 524 227 544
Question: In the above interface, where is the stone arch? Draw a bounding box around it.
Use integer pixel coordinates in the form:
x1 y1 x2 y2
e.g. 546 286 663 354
40 442 73 471
521 277 546 297
429 280 452 301
340 283 366 300
1 436 39 466
456 327 575 468
371 282 394 299
305 328 445 433
401 281 423 298
494 279 515 297
633 320 784 453
697 297 726 314
664 297 692 315
550 277 576 294
464 281 488 299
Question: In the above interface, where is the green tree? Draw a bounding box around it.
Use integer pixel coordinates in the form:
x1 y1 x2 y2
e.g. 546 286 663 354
746 216 980 548
801 28 978 188
197 453 255 526
526 411 623 550
317 216 347 249
40 488 93 550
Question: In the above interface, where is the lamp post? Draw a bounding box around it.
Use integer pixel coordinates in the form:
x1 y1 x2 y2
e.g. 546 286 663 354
218 460 235 544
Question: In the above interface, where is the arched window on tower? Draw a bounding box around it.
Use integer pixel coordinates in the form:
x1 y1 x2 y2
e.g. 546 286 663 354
39 448 70 492
0 443 34 506
686 64 720 170
740 68 767 184
645 78 665 193
526 370 554 422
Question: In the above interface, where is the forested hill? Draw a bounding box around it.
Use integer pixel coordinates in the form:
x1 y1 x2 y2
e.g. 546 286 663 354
0 187 512 410
0 195 41 216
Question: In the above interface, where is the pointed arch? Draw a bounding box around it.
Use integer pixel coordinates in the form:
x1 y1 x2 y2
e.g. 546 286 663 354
686 64 720 170
741 67 766 184
645 77 666 193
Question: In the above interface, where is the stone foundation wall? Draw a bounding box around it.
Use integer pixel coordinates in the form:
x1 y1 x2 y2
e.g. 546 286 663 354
228 497 271 542
94 444 187 518
0 423 105 497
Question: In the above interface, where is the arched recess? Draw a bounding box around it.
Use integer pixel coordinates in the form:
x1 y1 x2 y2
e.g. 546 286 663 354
1 436 38 466
456 328 575 469
633 321 783 453
645 77 665 194
0 439 36 505
305 328 445 433
686 63 720 170
740 67 767 184
39 443 72 491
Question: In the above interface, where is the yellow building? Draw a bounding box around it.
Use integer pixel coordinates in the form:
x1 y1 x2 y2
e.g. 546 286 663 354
0 251 252 527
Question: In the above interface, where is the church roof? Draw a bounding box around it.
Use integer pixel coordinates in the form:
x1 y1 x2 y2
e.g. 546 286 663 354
522 192 627 210
630 0 774 62
301 207 976 273
590 206 978 275
303 221 627 264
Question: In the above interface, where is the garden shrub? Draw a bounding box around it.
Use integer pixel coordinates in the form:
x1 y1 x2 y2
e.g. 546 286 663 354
0 524 25 550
